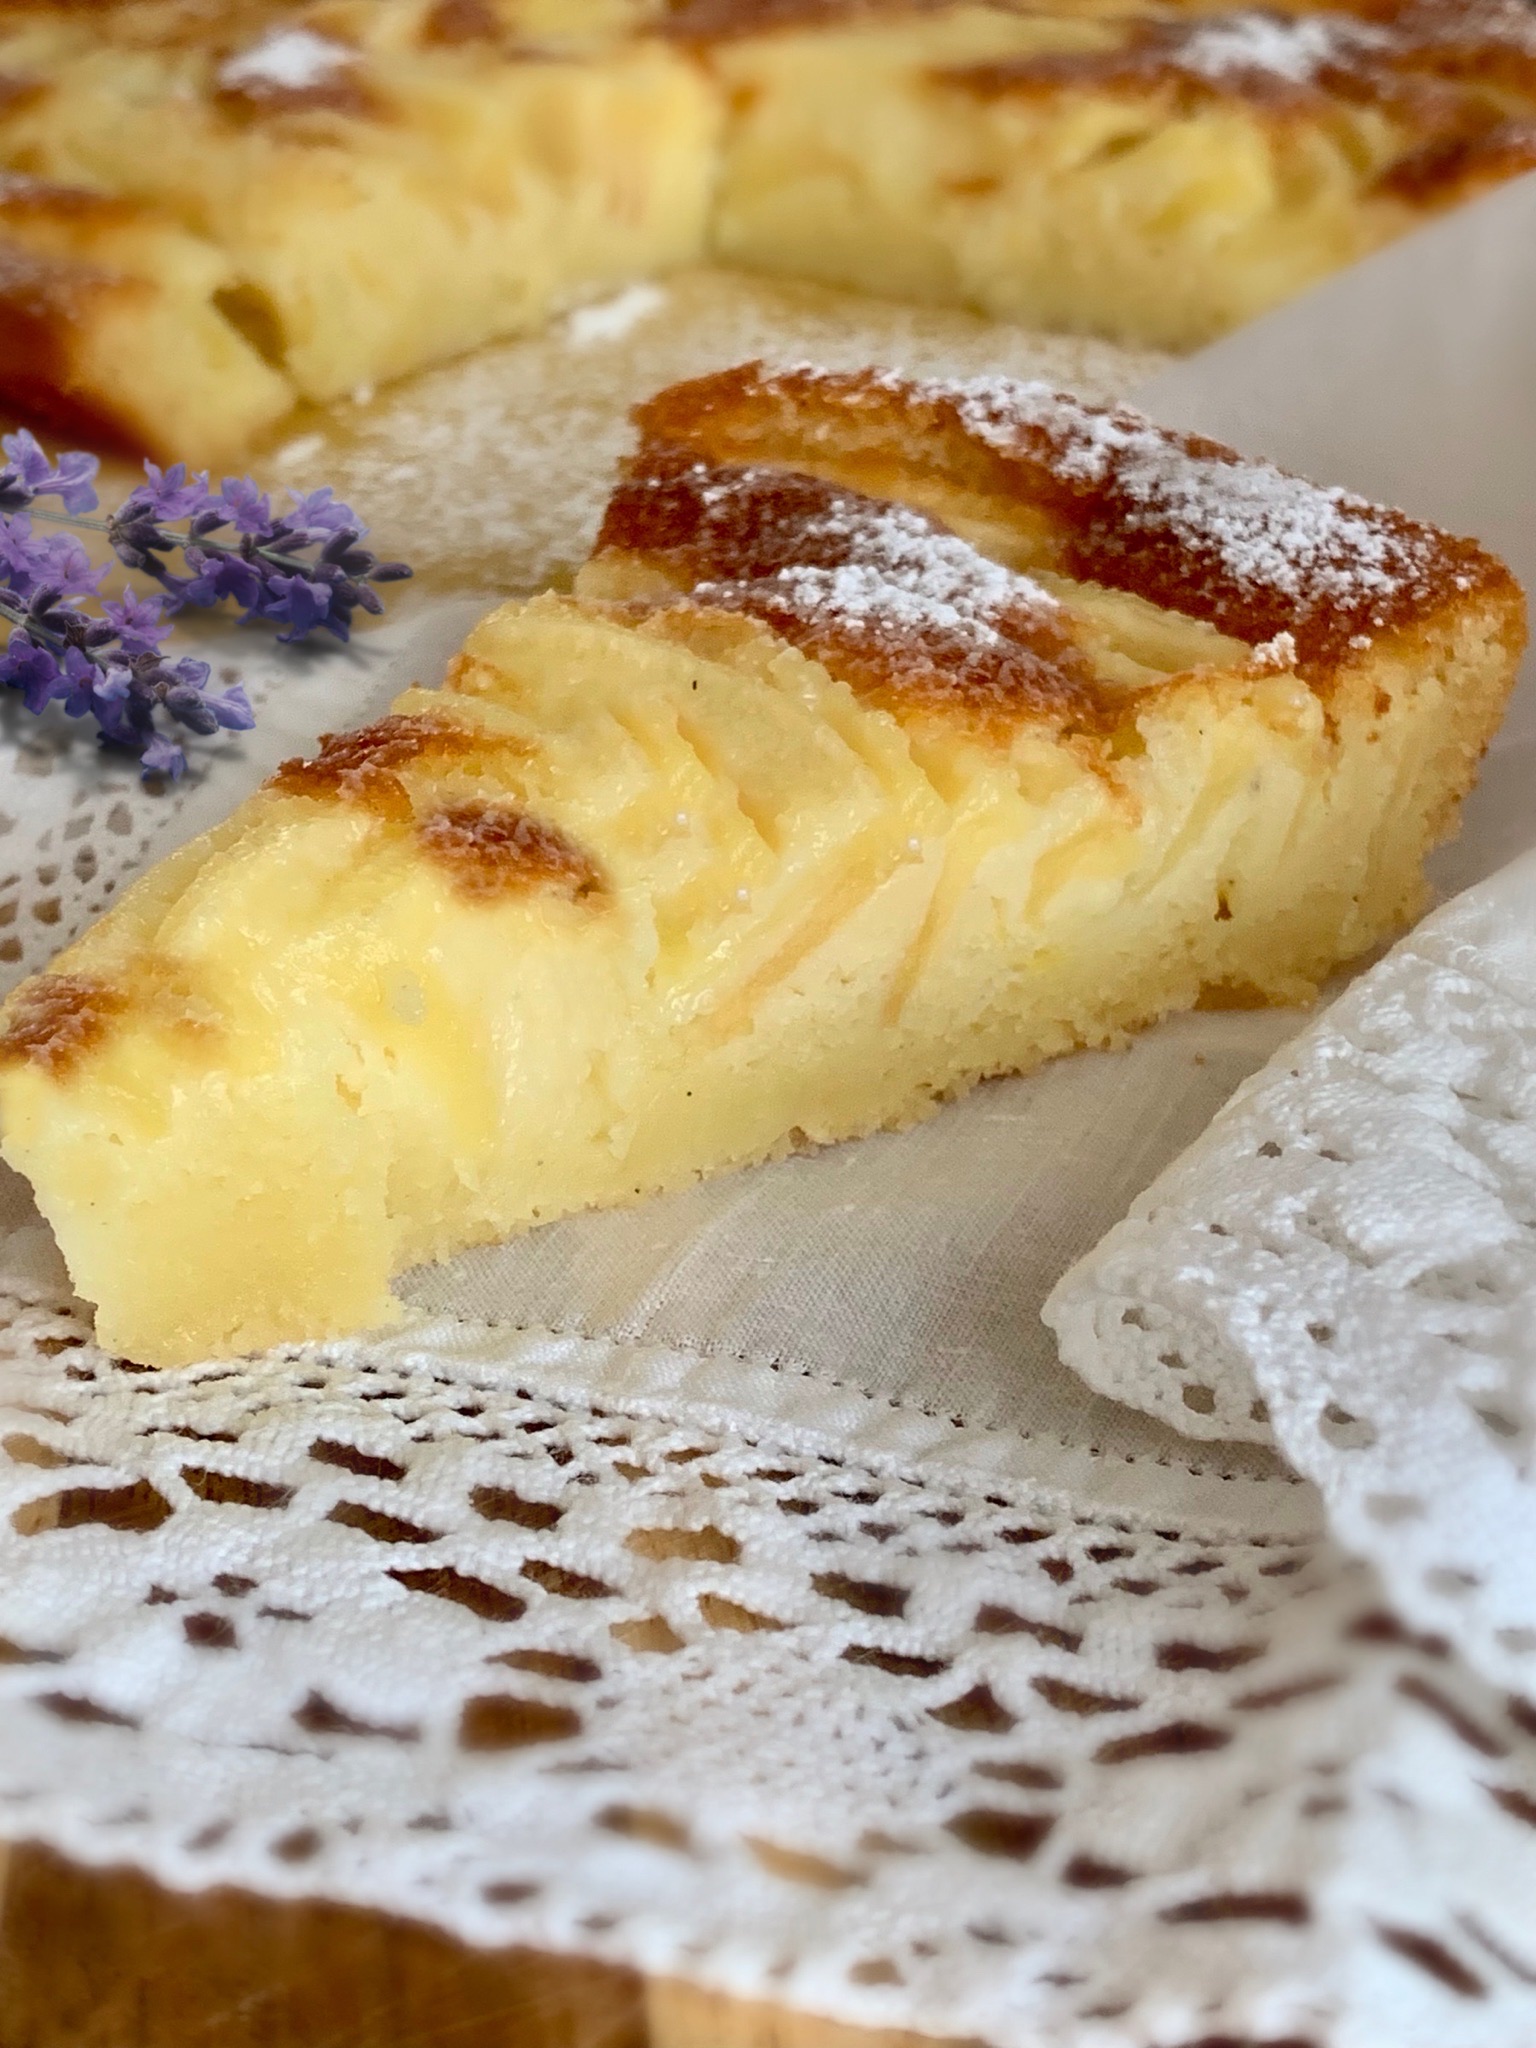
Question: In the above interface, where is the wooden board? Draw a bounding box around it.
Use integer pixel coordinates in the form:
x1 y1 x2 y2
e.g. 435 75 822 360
0 1845 975 2048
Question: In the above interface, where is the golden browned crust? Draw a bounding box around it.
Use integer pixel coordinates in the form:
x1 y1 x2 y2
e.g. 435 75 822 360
944 0 1536 127
0 178 166 441
267 712 491 822
1373 109 1536 194
0 70 43 109
936 0 1536 226
0 174 144 230
0 0 285 81
0 0 1532 461
596 441 1108 732
0 972 126 1077
213 70 381 123
419 0 503 40
1381 0 1536 102
0 226 154 452
417 801 605 901
659 0 952 36
627 363 1519 680
0 0 285 40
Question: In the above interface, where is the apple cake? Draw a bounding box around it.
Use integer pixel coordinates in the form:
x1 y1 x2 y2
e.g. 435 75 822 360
0 0 1534 453
0 0 720 456
690 0 1536 349
0 361 1520 1365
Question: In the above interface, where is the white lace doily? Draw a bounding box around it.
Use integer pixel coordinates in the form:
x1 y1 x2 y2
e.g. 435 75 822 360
0 274 1533 2046
1047 853 1536 1704
3 1292 1536 2048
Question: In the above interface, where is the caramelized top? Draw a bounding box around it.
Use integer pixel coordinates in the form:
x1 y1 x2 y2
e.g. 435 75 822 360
419 0 503 40
946 0 1536 118
0 0 291 50
269 712 486 820
1381 0 1536 100
1374 109 1536 196
660 0 951 37
630 363 1513 677
598 442 1100 722
0 169 144 224
0 971 124 1076
214 23 377 119
271 714 603 900
0 0 273 11
417 800 604 901
0 231 156 453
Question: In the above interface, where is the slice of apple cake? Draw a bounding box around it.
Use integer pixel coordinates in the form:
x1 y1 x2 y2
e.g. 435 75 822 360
0 362 1520 1366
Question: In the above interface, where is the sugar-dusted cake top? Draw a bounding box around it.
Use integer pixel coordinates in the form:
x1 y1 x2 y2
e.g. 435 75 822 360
598 444 1102 718
948 0 1536 110
621 361 1514 679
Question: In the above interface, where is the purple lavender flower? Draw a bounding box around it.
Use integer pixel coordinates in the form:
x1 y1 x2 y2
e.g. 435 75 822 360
0 515 46 593
53 643 107 720
0 631 65 716
104 469 409 643
101 589 173 655
44 531 106 601
53 646 255 780
0 519 107 603
1 432 408 778
214 476 272 535
133 462 214 523
0 431 100 516
283 486 355 541
0 432 56 505
175 547 265 613
0 516 104 603
106 465 217 579
263 571 334 641
139 733 186 780
211 682 255 731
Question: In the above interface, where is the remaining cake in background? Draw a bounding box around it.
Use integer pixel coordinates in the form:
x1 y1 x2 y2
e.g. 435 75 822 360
0 0 1533 453
0 0 719 456
692 0 1536 349
0 360 1520 1366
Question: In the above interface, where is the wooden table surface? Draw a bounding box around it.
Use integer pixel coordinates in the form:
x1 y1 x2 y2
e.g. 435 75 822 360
0 1844 971 2048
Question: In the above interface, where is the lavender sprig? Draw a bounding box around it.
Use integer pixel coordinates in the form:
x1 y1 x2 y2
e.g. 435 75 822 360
0 429 411 780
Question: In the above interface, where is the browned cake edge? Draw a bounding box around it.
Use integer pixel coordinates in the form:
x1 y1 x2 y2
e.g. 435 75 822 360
624 360 1524 680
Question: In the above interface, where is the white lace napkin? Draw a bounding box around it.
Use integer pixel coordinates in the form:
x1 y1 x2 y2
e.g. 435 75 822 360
1047 851 1536 1698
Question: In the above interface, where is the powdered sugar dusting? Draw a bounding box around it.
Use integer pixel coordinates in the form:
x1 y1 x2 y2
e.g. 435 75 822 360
1399 0 1536 61
1167 9 1389 86
600 443 1088 713
219 29 356 94
269 271 1165 598
775 364 1473 656
950 0 1536 110
565 284 670 351
694 470 1057 649
950 373 1440 610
